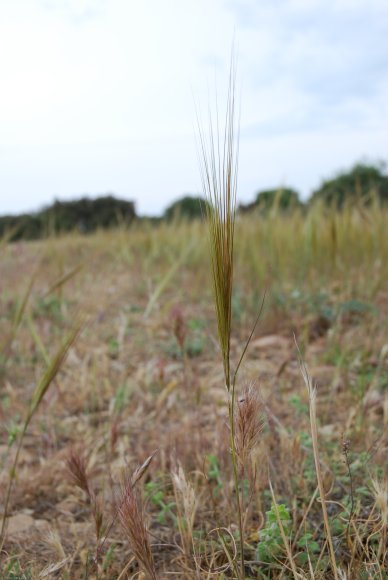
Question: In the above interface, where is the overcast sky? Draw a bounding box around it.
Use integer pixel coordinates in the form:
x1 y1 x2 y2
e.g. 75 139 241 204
0 0 387 216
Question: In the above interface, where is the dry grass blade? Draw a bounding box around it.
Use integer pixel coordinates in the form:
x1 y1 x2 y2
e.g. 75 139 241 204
26 311 51 366
28 322 83 420
42 263 84 299
131 449 158 487
144 243 192 319
294 336 339 580
197 527 239 578
0 320 82 547
0 272 35 358
0 223 21 251
38 558 70 578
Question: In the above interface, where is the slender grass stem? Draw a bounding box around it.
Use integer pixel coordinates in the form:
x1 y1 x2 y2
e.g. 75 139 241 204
229 379 246 579
0 424 28 548
295 339 339 580
0 323 81 550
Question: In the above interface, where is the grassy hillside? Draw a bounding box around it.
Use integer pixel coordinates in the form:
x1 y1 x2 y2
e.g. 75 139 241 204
0 205 387 578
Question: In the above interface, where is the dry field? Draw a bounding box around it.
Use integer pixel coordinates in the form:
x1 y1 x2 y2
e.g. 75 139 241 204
0 208 387 578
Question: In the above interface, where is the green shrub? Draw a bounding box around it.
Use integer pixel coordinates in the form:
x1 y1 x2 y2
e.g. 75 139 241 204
310 162 388 208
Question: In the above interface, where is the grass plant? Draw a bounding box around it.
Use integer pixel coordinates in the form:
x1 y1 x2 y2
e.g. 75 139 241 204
0 322 81 548
197 58 249 578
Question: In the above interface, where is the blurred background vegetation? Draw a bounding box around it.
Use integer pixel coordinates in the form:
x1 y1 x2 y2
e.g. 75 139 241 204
1 161 387 241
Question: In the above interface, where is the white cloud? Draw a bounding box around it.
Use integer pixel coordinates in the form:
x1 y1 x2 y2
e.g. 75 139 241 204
0 0 387 215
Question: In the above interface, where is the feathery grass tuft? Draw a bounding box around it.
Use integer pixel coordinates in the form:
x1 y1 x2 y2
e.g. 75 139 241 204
234 383 264 468
117 473 157 580
197 57 239 390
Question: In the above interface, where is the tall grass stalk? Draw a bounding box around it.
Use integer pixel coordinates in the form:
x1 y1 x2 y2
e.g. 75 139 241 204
296 342 339 580
197 58 247 578
0 322 81 549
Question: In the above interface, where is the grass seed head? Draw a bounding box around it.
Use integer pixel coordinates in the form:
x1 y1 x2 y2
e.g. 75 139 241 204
197 59 239 388
66 448 91 497
118 474 156 580
371 477 387 525
234 383 264 467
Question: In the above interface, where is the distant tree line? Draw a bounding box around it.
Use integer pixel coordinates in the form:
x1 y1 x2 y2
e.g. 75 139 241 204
0 196 136 242
163 162 388 220
309 162 388 208
1 162 387 241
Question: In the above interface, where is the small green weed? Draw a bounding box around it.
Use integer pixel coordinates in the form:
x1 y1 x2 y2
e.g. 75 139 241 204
206 454 223 493
296 532 320 565
108 337 120 359
2 556 31 579
289 394 309 416
256 502 292 564
7 421 21 447
144 481 176 525
112 384 131 414
33 296 63 322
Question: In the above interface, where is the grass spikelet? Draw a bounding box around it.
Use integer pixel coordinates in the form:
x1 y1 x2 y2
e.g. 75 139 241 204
370 477 387 564
117 474 157 580
66 446 106 573
43 528 66 561
234 383 264 468
66 447 91 496
171 464 198 563
131 450 158 488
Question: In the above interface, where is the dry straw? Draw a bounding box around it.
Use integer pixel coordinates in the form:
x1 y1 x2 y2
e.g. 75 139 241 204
296 338 339 580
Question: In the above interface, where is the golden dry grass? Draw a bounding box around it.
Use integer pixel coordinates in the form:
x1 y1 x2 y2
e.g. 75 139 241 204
0 209 387 578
